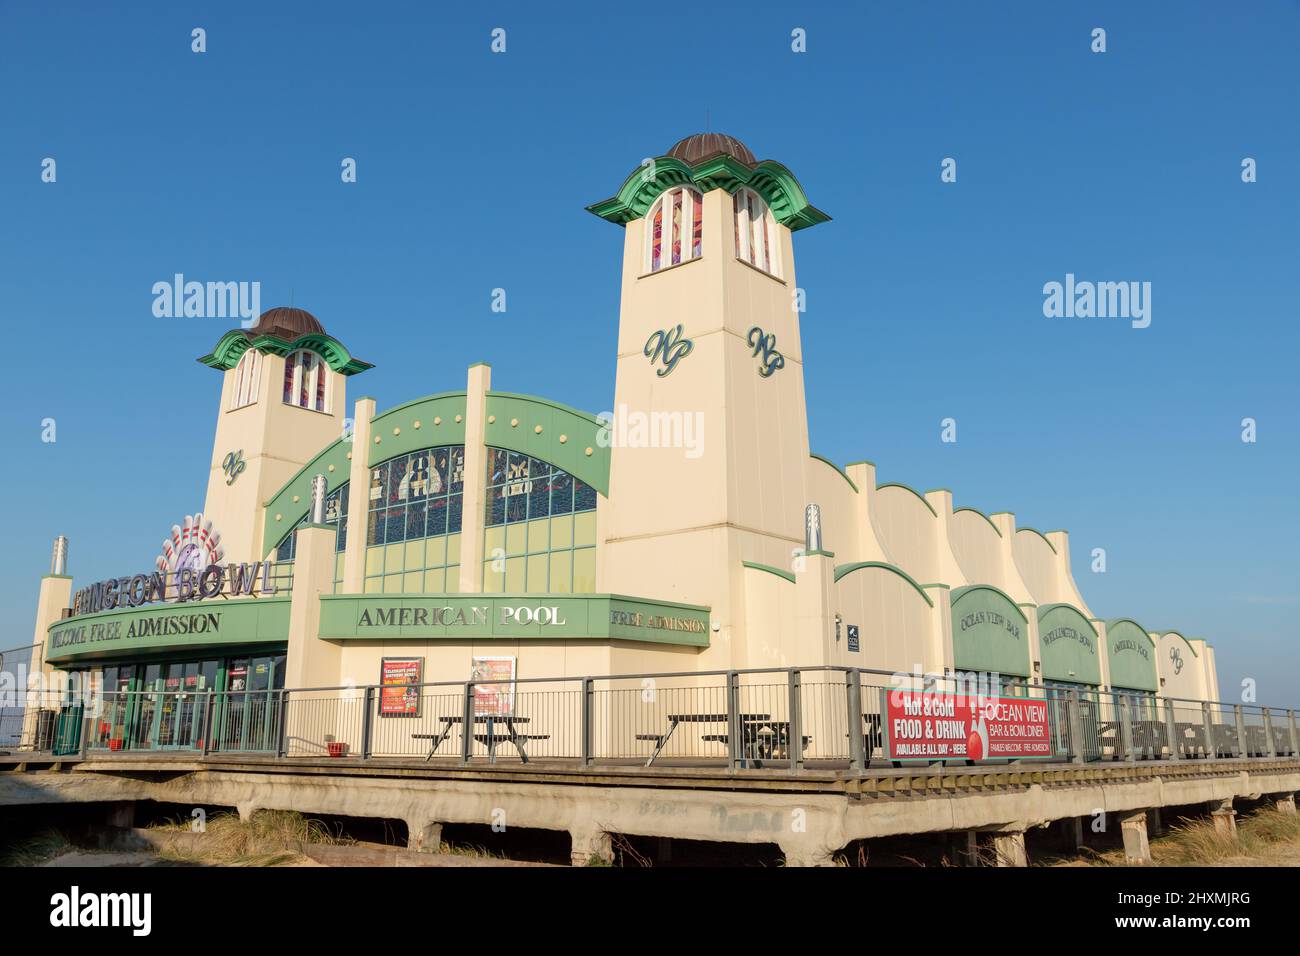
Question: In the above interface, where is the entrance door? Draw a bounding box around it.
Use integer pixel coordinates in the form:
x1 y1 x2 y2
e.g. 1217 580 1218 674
215 655 285 752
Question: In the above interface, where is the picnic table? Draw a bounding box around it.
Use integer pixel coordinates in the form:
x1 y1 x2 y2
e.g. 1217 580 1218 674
411 715 549 764
638 713 810 767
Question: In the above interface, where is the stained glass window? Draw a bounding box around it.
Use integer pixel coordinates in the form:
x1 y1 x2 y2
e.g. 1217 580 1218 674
482 448 597 593
733 188 780 279
646 187 704 273
274 481 349 562
282 350 330 413
651 205 662 271
363 445 465 595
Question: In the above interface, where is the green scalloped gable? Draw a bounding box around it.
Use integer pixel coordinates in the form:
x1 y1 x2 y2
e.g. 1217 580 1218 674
742 560 796 584
1104 618 1158 692
1016 526 1058 554
953 507 1002 537
1157 630 1200 658
587 155 830 232
950 584 1031 677
1036 603 1101 685
809 454 858 493
875 482 938 517
367 393 469 466
261 437 354 555
198 330 373 376
833 561 933 607
484 392 611 496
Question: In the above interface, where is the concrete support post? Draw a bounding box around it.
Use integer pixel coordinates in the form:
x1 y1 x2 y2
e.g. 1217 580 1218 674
1208 799 1237 837
1065 817 1085 851
1148 807 1163 837
1120 811 1152 865
1274 793 1296 816
570 827 613 866
779 840 837 867
341 397 376 594
408 820 443 853
956 830 980 866
457 363 492 594
992 830 1027 868
105 802 134 828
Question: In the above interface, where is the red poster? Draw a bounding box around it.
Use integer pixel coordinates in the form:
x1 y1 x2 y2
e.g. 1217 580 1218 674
471 657 515 717
380 658 423 718
883 690 1053 760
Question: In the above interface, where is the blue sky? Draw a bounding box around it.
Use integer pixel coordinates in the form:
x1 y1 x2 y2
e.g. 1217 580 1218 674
1 1 1296 699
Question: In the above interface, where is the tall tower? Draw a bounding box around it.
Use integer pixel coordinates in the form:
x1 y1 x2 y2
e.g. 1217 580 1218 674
197 307 372 562
588 134 830 663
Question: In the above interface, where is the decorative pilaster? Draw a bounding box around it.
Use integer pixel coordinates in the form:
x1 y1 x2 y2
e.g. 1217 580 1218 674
457 364 492 594
341 397 376 593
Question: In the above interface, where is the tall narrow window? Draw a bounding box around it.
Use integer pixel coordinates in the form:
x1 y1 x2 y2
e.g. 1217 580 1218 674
646 187 704 273
282 350 330 413
733 188 781 278
229 349 261 410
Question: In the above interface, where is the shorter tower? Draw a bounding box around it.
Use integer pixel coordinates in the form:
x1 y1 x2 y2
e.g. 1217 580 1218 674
198 307 372 562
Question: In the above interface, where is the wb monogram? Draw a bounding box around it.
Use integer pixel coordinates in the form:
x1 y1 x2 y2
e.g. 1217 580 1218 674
644 325 694 377
747 326 786 377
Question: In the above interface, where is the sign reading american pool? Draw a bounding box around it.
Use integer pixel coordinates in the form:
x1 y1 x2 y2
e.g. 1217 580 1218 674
318 594 710 646
882 690 1053 761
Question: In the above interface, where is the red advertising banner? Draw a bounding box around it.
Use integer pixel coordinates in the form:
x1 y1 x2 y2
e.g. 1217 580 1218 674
379 657 423 718
882 690 1053 760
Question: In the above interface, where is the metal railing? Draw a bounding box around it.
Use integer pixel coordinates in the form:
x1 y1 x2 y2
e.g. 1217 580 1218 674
6 667 1298 771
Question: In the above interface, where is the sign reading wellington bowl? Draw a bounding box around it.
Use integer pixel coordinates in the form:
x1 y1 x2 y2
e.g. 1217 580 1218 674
881 690 1054 761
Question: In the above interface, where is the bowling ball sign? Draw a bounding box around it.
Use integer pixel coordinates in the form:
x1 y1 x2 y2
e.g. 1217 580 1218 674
882 690 1053 761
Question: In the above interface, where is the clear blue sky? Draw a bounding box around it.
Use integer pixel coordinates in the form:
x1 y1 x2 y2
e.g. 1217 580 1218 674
1 1 1296 701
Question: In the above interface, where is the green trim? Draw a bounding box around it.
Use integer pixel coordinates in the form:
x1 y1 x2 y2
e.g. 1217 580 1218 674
952 507 1002 537
810 454 858 493
198 330 373 376
920 583 951 590
587 155 830 232
261 438 355 555
1016 527 1058 554
795 549 836 559
951 585 1029 624
368 392 469 466
742 561 796 584
876 482 938 517
1034 606 1097 634
1156 630 1200 657
318 593 710 647
44 574 74 581
484 392 611 497
845 459 875 468
833 562 934 607
46 597 292 663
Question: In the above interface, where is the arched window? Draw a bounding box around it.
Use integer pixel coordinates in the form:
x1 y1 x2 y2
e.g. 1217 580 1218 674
646 187 704 272
364 445 465 593
482 449 598 594
229 349 262 410
282 350 329 413
733 188 780 278
275 481 349 562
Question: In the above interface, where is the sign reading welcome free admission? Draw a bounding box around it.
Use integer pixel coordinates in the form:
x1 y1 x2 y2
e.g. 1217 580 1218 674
881 689 1054 761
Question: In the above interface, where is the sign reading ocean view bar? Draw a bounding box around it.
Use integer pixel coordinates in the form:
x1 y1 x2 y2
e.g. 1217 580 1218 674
318 594 710 646
882 690 1053 761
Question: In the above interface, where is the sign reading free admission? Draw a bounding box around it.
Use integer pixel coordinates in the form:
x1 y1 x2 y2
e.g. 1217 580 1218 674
881 689 1053 761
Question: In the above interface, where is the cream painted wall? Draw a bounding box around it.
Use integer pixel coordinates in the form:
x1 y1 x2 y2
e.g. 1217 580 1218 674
204 351 348 563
